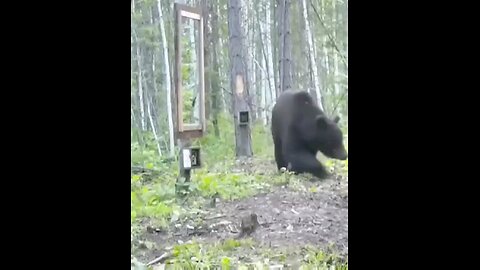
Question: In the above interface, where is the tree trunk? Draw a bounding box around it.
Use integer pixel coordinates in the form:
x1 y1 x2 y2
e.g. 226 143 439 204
132 2 146 131
344 0 348 62
320 0 330 100
277 0 293 93
228 0 253 157
157 0 175 157
260 48 267 125
202 0 211 120
301 0 324 110
149 3 163 156
332 0 341 96
257 3 270 125
272 0 279 98
146 73 163 157
242 0 255 122
210 0 221 137
264 0 276 111
216 1 228 114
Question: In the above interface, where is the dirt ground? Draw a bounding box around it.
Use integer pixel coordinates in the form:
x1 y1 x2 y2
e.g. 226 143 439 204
133 159 348 266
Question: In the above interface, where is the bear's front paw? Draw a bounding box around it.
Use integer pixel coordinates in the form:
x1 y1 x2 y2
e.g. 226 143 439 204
315 171 331 180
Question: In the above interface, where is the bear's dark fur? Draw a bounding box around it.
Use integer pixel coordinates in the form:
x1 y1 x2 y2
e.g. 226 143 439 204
271 90 348 179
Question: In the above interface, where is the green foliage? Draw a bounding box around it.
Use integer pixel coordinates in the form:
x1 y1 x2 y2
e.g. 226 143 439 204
131 115 348 226
131 171 179 227
251 123 274 158
181 35 193 75
219 239 242 251
301 246 348 269
131 115 348 268
166 240 248 268
221 257 232 269
323 157 347 176
197 113 235 163
131 130 177 170
191 171 265 200
131 13 143 24
149 241 348 269
138 25 160 46
181 90 194 123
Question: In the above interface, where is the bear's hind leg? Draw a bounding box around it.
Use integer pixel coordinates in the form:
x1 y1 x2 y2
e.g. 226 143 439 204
274 138 287 170
288 153 330 179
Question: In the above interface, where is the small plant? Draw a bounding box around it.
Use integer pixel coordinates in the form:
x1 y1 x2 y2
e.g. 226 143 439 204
219 239 241 251
221 257 232 269
301 246 348 269
131 114 348 269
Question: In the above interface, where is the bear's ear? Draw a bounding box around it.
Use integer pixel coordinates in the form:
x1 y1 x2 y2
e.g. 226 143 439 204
316 115 328 128
333 115 340 124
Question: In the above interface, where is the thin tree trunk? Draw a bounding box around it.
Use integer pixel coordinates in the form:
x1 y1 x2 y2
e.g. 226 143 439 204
251 20 257 122
321 0 330 97
242 0 255 121
132 1 145 164
255 17 265 124
157 0 175 157
132 2 146 131
278 0 293 93
344 0 348 62
210 0 221 137
260 49 267 125
202 0 211 120
302 0 324 110
265 0 276 106
137 47 146 130
272 0 279 98
257 3 269 125
332 0 340 96
277 0 284 92
219 2 228 113
146 81 163 157
149 24 164 157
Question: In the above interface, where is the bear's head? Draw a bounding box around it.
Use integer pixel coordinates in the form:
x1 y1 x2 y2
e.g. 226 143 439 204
312 115 348 160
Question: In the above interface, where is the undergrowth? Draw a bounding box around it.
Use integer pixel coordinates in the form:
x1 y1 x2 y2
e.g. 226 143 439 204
131 113 348 269
131 240 348 269
131 114 289 226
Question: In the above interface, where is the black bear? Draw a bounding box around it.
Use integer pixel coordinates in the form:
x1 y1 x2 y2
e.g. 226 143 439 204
271 90 348 179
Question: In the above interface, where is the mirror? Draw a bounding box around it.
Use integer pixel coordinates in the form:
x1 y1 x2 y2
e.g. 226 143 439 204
174 4 205 135
181 16 201 129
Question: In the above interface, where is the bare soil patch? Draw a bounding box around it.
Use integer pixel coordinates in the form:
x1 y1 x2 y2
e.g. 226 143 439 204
133 158 348 266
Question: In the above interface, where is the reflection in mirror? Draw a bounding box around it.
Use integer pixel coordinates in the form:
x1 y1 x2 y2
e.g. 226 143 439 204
180 16 201 128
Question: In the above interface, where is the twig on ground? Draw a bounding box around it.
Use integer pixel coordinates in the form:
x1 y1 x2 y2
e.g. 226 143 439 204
146 252 173 266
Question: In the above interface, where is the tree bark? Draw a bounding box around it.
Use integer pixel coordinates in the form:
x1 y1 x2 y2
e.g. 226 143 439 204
228 0 253 157
277 0 293 93
210 0 221 137
301 0 324 110
157 0 175 157
265 0 276 115
132 2 146 131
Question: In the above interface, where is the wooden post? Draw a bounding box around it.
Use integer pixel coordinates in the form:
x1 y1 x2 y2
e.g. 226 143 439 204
173 3 206 196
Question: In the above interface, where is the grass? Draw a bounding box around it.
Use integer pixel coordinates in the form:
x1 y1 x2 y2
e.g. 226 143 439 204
131 114 279 225
131 113 348 269
131 240 348 269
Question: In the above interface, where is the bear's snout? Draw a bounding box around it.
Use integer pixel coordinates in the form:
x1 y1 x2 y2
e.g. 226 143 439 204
334 148 348 160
